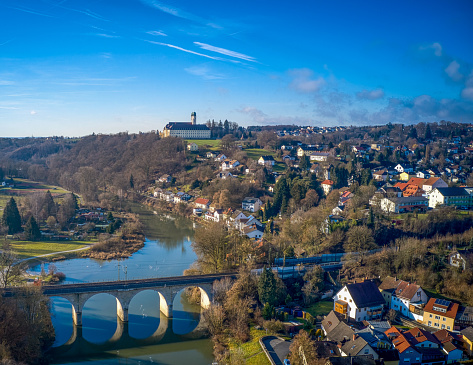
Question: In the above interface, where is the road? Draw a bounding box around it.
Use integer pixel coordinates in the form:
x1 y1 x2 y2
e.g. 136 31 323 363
261 336 291 365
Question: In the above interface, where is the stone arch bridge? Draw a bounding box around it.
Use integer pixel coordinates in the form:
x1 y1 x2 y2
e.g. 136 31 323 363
2 273 236 326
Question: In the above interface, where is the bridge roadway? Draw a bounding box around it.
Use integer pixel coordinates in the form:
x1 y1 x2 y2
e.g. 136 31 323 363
2 273 237 326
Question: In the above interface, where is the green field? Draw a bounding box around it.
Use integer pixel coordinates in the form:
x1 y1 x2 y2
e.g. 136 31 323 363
185 139 221 150
0 178 71 210
11 240 91 260
244 148 276 161
306 300 333 317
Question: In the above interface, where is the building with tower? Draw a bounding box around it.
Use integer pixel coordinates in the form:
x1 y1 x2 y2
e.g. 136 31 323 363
161 112 211 139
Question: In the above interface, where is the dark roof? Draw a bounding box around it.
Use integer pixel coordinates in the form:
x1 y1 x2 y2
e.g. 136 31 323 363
435 187 469 197
327 355 376 365
325 321 355 343
346 281 385 308
313 341 340 357
341 336 369 356
322 310 343 334
461 326 473 341
165 122 210 131
260 155 275 160
378 276 402 291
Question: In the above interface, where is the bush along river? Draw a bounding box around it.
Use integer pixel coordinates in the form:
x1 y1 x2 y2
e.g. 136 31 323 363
28 203 213 365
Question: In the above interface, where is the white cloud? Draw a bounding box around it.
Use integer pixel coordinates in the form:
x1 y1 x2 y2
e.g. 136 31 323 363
288 68 325 93
462 72 473 101
356 88 385 100
95 33 119 38
420 42 442 57
30 110 37 115
445 60 463 82
147 30 167 37
145 40 221 60
194 42 256 62
184 65 225 80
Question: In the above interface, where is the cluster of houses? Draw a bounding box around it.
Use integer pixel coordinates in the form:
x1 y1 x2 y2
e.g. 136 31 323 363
320 278 473 365
152 186 266 240
370 177 473 213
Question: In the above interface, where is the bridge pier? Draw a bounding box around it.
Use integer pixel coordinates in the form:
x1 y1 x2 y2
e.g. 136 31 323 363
117 302 128 322
72 308 82 326
159 291 173 317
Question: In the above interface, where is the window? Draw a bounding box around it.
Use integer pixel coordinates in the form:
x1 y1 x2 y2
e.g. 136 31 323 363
447 326 450 330
429 314 432 318
443 317 446 321
364 349 369 354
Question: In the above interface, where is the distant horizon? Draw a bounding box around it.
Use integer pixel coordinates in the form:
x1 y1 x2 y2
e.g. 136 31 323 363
2 119 471 139
1 0 472 137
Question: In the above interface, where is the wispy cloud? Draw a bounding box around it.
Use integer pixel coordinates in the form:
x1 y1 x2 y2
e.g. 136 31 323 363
147 30 167 37
419 42 443 57
356 88 385 100
4 5 55 18
94 33 120 38
0 106 19 110
288 68 325 93
461 72 473 101
139 0 219 28
194 42 256 62
0 80 15 86
145 40 221 60
237 106 311 125
185 65 225 80
445 60 463 82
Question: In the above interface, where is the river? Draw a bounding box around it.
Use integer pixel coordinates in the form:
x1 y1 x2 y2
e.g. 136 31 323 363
28 203 214 364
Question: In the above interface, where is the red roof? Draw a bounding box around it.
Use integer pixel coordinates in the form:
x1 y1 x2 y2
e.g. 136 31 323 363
423 298 459 319
195 198 210 205
322 180 334 185
406 177 427 188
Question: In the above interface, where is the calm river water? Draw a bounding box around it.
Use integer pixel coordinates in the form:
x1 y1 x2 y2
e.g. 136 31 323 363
29 204 214 365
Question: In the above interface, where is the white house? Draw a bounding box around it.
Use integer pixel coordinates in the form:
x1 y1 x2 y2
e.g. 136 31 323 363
243 224 264 240
333 281 385 322
422 177 448 193
428 187 471 209
187 142 198 152
242 197 263 212
221 159 240 171
309 152 330 162
390 281 428 320
214 153 227 162
394 164 413 173
258 155 275 166
321 180 334 196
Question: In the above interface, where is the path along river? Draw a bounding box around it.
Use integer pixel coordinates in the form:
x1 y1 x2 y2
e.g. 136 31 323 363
28 203 214 365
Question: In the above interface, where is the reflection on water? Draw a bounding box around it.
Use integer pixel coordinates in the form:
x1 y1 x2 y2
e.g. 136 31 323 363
29 206 213 364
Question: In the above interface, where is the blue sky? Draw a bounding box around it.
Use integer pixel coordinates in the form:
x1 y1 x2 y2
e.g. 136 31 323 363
1 0 472 137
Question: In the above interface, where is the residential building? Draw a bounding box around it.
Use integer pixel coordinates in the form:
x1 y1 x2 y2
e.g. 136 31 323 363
221 159 240 171
375 196 428 214
322 180 334 195
187 142 198 151
455 305 473 327
258 155 275 166
428 187 472 209
158 174 173 183
161 112 211 139
385 326 446 365
333 281 385 322
399 172 416 181
460 326 473 356
297 145 318 157
394 164 414 173
448 249 473 271
432 330 464 364
194 198 211 210
243 224 264 240
422 298 459 331
421 177 447 193
394 183 425 197
242 197 263 212
326 355 377 365
215 153 227 162
310 151 330 162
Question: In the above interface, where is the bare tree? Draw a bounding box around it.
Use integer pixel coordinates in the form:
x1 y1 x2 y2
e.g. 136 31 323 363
0 241 22 288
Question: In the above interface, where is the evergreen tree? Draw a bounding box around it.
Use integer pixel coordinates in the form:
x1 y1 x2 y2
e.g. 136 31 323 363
2 197 22 234
24 216 41 241
299 154 309 171
129 174 134 189
258 268 278 306
425 124 432 140
43 190 56 219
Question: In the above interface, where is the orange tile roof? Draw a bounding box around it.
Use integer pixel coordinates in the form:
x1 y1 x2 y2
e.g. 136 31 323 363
407 177 427 187
423 298 459 319
423 177 441 186
322 180 334 185
195 198 210 205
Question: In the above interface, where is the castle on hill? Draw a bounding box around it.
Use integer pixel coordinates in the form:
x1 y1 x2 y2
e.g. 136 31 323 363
161 112 211 139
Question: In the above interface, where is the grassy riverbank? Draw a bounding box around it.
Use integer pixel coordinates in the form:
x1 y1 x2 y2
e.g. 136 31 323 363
228 327 272 365
11 240 92 260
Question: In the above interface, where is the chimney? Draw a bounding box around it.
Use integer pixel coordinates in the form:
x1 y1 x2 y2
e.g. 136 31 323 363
353 334 357 341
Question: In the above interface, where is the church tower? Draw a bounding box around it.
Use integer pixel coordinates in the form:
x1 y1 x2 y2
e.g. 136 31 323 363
191 111 196 125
